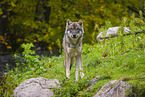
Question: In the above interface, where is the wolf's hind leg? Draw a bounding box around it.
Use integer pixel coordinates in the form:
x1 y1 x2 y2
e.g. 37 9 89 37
70 57 74 70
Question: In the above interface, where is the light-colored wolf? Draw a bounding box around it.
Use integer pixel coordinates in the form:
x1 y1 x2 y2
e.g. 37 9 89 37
63 19 84 81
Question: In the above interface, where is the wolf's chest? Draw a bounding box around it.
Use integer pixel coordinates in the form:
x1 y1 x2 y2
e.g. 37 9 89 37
67 47 81 57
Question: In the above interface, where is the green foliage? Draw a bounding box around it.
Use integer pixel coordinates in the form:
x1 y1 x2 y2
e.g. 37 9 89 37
0 0 145 53
1 17 145 96
13 43 48 79
54 78 90 97
0 64 16 96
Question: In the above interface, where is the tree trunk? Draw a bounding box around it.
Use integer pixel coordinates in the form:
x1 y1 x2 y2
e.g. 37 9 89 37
0 1 9 55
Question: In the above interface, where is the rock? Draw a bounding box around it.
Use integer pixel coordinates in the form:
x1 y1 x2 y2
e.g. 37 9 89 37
97 27 131 42
96 31 104 42
87 76 99 89
106 27 131 37
13 77 60 97
93 80 132 97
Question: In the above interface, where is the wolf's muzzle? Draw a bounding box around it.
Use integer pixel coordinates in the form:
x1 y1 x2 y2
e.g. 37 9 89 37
72 35 77 38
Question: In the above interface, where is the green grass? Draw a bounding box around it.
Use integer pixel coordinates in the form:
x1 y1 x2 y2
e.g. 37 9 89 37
1 17 145 96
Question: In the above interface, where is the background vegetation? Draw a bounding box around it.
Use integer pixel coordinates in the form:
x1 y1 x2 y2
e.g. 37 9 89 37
0 16 145 96
0 0 144 54
0 0 145 96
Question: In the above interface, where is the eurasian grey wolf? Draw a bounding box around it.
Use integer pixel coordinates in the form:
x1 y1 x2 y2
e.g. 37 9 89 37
63 19 84 81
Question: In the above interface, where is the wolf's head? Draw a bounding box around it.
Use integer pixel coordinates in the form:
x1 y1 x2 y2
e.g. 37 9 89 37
65 19 84 39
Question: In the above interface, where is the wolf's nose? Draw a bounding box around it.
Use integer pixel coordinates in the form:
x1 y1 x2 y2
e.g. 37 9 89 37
73 35 76 38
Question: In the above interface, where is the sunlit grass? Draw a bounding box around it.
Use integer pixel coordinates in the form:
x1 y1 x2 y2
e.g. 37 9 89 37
1 17 145 96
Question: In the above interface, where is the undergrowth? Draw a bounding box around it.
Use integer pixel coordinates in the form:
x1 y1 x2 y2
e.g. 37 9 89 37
0 15 145 97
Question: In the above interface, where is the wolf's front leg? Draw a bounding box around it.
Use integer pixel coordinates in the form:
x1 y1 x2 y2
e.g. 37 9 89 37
79 54 84 79
76 54 84 81
65 54 71 79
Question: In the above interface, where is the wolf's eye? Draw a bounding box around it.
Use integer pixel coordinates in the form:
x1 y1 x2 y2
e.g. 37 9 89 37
77 30 80 33
76 28 79 30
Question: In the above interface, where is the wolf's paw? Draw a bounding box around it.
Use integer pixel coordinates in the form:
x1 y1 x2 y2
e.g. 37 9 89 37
80 72 84 78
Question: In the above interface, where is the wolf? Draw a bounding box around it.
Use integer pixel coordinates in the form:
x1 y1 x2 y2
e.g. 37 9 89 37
63 19 84 81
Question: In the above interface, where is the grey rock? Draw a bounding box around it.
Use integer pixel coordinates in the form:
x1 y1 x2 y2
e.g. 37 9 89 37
93 80 132 97
13 77 60 97
87 76 99 89
97 27 131 42
106 27 131 37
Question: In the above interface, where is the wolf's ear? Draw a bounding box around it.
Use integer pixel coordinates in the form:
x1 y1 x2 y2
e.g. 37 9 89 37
78 20 83 27
66 19 72 27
